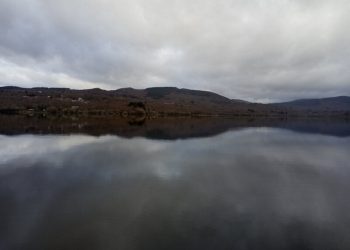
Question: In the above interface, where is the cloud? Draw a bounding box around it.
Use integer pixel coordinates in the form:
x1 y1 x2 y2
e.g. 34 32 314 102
0 0 349 101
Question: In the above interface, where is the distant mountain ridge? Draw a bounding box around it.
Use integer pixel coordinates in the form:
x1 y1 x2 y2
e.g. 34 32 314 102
275 96 350 110
0 86 349 117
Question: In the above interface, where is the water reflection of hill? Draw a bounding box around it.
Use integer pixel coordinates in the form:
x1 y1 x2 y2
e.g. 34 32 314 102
0 115 349 139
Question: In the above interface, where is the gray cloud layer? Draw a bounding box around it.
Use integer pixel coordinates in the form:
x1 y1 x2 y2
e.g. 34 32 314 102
0 0 350 101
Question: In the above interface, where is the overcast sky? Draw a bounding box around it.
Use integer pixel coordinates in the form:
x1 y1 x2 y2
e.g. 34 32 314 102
0 0 349 102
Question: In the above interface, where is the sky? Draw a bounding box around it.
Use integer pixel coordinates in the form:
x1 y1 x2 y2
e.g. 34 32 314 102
0 0 349 102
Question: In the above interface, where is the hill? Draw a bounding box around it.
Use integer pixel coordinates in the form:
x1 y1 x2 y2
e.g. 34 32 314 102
0 86 349 118
274 96 350 111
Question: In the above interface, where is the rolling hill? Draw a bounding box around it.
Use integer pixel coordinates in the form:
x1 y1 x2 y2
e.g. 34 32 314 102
274 96 350 111
0 86 349 117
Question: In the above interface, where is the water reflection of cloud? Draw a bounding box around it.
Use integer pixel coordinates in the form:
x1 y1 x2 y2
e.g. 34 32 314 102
1 128 350 174
0 135 103 164
1 128 350 249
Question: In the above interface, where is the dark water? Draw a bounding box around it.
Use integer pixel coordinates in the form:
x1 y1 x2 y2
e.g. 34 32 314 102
1 124 350 250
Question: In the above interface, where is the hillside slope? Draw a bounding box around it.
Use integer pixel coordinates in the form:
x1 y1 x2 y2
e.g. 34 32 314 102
0 86 349 117
274 96 350 111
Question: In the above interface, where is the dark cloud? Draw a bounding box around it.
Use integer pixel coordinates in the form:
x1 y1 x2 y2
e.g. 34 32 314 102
0 0 349 101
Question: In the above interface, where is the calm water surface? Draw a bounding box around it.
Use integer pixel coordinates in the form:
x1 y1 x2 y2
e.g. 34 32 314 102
1 127 350 250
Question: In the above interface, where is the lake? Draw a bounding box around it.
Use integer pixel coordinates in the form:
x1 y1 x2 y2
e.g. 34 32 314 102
0 118 350 250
